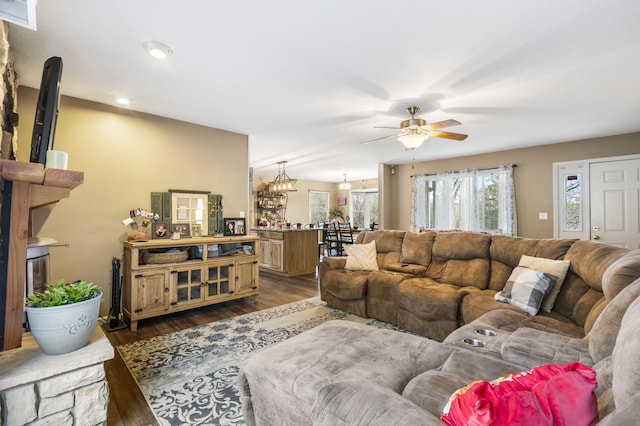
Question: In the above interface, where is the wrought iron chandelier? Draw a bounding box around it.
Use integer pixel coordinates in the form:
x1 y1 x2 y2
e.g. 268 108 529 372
268 161 297 192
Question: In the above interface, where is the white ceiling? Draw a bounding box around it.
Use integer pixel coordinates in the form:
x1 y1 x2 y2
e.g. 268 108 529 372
8 0 640 182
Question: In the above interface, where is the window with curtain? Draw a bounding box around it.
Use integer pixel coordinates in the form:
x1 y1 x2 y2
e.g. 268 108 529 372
411 165 517 235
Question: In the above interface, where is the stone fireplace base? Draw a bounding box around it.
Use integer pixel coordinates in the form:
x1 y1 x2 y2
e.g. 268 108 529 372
0 327 114 425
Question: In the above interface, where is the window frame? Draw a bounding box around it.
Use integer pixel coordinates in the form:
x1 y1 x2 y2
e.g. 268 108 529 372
171 191 209 235
413 166 516 235
349 188 378 229
309 190 330 225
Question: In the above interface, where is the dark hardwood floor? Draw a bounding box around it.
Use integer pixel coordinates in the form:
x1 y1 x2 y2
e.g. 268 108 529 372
103 270 320 426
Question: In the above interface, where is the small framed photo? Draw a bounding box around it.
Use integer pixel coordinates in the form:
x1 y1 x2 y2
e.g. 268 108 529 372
191 223 202 237
172 223 191 238
153 221 169 239
224 218 246 236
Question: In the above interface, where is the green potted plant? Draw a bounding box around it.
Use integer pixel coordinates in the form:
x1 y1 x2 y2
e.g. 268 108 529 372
328 207 344 222
25 279 102 355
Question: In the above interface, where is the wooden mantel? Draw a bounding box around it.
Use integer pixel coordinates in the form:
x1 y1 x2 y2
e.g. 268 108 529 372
0 159 84 351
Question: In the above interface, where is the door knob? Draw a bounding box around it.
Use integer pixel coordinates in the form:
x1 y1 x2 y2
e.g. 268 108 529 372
593 235 600 240
592 225 600 231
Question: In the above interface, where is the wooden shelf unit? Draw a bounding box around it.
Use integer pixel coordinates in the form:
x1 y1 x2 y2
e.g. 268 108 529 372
121 236 259 331
0 159 84 351
257 191 287 224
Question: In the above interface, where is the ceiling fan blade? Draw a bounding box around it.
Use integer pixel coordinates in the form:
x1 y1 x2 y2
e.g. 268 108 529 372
361 133 402 145
373 126 401 130
428 130 468 141
425 119 461 130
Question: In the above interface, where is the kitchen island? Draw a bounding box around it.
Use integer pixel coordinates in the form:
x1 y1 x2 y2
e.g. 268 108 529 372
253 228 320 277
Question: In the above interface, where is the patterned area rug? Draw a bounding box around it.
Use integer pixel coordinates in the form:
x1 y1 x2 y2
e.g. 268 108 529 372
118 297 399 425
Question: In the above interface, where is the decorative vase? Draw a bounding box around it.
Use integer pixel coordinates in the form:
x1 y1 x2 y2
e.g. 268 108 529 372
25 292 102 355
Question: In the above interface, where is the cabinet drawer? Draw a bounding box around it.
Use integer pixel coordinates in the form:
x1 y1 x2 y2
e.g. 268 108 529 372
260 231 284 240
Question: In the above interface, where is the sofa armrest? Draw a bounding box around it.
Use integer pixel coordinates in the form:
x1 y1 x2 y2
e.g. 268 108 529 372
320 256 347 270
318 257 348 288
312 380 443 426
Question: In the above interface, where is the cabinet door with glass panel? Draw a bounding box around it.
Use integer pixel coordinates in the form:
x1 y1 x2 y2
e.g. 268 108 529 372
204 260 234 300
170 265 205 307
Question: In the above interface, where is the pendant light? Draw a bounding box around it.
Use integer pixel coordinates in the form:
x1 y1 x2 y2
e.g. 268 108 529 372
339 174 351 190
268 161 297 192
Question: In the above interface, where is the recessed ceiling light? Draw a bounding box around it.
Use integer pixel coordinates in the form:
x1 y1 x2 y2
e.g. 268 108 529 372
116 97 130 105
143 41 173 59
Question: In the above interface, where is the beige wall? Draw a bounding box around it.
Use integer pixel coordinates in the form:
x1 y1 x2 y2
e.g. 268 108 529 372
386 132 640 238
17 87 249 313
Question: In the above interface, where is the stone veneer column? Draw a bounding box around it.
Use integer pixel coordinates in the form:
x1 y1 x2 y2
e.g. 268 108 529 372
0 327 114 425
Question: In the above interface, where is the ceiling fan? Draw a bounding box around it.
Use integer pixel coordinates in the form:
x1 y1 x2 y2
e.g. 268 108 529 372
363 106 468 150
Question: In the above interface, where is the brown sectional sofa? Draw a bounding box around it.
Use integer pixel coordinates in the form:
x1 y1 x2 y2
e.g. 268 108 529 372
319 230 636 342
239 230 640 425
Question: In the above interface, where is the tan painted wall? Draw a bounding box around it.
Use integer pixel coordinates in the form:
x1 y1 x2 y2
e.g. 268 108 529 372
16 87 249 313
387 132 640 238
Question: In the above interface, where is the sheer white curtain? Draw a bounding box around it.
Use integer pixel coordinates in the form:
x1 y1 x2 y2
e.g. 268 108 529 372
411 165 517 235
497 164 517 235
411 175 428 231
434 169 478 231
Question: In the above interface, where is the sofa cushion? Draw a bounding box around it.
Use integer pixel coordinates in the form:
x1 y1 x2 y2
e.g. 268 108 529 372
611 295 640 410
564 240 627 292
361 230 405 253
323 270 369 300
441 362 598 426
601 249 640 301
552 274 602 330
459 301 585 338
518 255 570 313
400 230 436 266
403 370 470 417
240 320 453 426
344 241 379 271
440 350 521 382
428 231 491 289
366 270 409 324
500 327 592 368
488 236 574 291
588 278 640 363
313 380 442 426
494 266 556 316
398 280 466 341
460 289 523 325
398 281 465 322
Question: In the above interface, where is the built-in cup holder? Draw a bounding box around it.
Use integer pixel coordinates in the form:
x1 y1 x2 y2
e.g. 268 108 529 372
474 328 497 337
462 338 486 348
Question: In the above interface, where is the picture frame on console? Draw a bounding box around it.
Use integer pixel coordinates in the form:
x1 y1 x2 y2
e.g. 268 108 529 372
224 218 246 236
153 222 169 239
172 223 190 238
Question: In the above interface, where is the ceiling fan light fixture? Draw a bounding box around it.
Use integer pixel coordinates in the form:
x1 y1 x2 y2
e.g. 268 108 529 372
398 133 428 150
339 174 351 190
364 105 467 148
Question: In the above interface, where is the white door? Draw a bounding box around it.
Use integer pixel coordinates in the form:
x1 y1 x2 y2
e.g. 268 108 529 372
590 158 640 248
